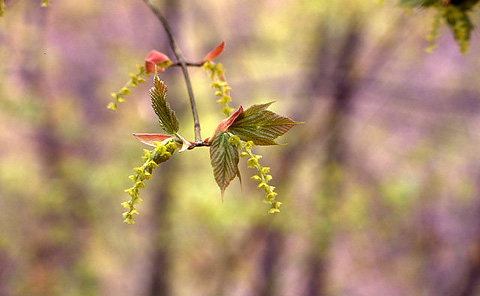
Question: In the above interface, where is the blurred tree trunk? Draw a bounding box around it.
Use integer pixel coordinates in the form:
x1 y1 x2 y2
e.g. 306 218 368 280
251 14 369 296
252 225 284 296
214 229 258 296
304 17 362 296
214 239 238 296
249 19 334 295
0 250 13 296
450 169 480 296
148 162 175 296
301 11 403 294
456 241 480 296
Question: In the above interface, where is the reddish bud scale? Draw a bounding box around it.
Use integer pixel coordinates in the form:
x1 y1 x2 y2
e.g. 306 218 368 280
208 106 243 142
145 50 171 73
133 133 173 147
203 41 225 62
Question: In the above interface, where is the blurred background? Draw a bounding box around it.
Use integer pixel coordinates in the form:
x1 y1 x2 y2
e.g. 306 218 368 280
1 0 480 295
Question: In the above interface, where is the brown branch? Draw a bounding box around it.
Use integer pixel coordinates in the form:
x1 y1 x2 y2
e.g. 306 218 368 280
187 141 211 150
143 0 203 143
171 62 204 67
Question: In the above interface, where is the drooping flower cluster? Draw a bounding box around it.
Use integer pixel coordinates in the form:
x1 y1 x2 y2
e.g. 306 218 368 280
107 65 148 110
203 61 234 116
122 139 178 224
201 42 234 116
239 140 281 213
400 0 479 53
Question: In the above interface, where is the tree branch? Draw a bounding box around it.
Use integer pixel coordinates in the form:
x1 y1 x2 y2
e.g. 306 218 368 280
143 0 203 143
172 62 203 67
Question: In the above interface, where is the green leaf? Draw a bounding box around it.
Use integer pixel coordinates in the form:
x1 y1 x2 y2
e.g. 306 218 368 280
210 131 240 198
150 75 179 135
228 102 303 145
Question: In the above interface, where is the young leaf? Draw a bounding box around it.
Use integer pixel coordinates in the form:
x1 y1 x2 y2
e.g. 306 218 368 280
203 41 226 62
145 50 172 73
228 102 303 145
206 106 243 142
150 75 180 135
133 133 174 147
210 131 240 198
216 106 243 133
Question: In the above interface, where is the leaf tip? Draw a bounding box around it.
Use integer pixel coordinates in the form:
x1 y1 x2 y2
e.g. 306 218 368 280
211 105 244 140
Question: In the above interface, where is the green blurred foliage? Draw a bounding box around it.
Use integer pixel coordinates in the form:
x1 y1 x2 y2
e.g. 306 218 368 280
400 0 480 52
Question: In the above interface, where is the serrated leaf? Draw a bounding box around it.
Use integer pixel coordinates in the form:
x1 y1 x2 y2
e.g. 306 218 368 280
210 131 240 198
150 75 179 135
228 102 303 145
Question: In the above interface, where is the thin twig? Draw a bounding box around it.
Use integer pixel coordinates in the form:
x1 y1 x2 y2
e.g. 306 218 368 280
172 62 204 67
143 0 203 143
187 141 212 150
